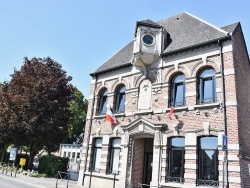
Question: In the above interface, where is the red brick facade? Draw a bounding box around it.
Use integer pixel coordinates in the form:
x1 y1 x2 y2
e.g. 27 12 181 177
78 15 249 188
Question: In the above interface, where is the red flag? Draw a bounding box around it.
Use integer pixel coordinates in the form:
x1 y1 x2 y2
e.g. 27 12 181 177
169 106 174 120
106 105 116 125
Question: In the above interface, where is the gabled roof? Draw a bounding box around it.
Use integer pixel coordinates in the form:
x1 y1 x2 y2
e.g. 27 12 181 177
91 12 236 75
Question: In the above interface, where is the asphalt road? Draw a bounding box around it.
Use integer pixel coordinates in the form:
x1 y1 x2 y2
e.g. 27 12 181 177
0 174 46 188
0 173 80 188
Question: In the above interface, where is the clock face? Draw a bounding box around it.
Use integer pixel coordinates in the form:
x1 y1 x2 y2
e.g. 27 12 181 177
142 34 155 45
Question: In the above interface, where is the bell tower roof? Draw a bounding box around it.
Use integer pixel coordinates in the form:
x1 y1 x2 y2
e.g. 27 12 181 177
134 19 162 36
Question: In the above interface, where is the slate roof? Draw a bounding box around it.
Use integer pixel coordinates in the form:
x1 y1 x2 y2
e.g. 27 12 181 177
91 12 238 75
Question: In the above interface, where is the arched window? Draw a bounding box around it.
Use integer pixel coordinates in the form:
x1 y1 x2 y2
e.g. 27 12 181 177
198 136 218 186
198 68 216 104
114 85 126 113
170 74 186 107
98 89 108 115
167 137 185 183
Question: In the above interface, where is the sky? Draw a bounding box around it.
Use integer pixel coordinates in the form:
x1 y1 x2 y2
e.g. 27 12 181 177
0 0 249 98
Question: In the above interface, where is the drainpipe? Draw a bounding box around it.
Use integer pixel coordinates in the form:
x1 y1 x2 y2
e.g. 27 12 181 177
82 74 98 185
218 40 228 188
157 125 163 187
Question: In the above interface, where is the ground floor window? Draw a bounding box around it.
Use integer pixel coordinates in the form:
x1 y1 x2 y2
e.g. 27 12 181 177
197 136 218 186
167 137 185 183
91 138 102 172
108 138 121 174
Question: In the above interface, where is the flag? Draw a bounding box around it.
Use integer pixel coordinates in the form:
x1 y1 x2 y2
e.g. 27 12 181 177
169 106 174 120
106 105 116 125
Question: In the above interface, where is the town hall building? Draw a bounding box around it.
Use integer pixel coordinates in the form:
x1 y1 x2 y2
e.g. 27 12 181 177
78 12 250 188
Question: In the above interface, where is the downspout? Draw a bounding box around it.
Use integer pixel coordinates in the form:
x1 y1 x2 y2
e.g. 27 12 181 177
82 74 98 185
218 40 228 188
157 125 163 187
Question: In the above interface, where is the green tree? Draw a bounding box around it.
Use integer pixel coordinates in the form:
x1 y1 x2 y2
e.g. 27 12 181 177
0 82 14 162
0 57 73 169
66 87 88 144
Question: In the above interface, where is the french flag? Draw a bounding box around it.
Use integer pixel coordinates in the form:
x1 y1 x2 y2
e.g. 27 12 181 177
106 104 116 125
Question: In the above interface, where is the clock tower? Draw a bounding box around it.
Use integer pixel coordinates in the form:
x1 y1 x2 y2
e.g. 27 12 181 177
132 19 168 79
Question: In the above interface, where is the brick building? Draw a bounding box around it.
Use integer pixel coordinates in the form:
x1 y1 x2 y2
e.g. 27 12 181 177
78 12 250 188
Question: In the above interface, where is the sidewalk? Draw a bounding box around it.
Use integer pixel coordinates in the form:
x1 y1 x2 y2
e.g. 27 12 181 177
0 172 83 188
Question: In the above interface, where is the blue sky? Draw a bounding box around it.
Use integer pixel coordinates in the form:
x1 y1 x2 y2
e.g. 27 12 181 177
0 1 249 98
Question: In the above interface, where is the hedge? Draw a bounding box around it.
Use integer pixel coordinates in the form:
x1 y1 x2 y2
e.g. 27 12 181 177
38 155 68 177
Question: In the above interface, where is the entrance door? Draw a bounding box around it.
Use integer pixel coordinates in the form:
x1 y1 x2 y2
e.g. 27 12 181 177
132 138 154 188
143 152 153 185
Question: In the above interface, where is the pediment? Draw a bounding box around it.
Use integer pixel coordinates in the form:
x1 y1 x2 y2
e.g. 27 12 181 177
121 117 162 136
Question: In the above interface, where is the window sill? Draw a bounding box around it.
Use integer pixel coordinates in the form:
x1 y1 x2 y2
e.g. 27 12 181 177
93 115 106 119
161 182 184 187
114 113 125 117
134 110 153 115
165 106 188 112
193 102 220 110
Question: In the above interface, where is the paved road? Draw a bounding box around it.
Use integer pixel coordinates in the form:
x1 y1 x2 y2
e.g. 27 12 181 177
0 173 80 188
0 174 46 188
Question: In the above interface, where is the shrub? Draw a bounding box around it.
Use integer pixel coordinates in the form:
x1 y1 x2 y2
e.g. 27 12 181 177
38 155 68 177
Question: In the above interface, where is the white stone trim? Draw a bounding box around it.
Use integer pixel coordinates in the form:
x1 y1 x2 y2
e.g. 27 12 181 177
125 112 134 116
185 133 197 146
228 144 239 150
153 109 164 114
185 78 196 83
184 173 196 179
185 146 196 150
224 68 235 76
88 95 94 100
185 163 197 169
186 92 196 97
185 154 197 160
219 154 239 161
225 101 237 106
228 176 241 183
216 88 222 93
163 48 221 68
164 95 168 100
219 165 240 172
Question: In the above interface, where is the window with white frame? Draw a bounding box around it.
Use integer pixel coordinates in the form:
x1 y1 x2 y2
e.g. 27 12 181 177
91 138 103 172
108 138 121 174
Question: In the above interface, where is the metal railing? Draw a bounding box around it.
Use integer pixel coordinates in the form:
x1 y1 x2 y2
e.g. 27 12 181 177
198 98 217 104
56 171 70 188
197 179 219 187
167 176 184 184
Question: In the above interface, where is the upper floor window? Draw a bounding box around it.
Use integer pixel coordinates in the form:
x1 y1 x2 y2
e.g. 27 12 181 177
197 136 218 186
91 138 103 172
98 89 108 115
170 74 186 107
108 138 121 174
198 68 216 104
114 85 126 113
167 137 185 184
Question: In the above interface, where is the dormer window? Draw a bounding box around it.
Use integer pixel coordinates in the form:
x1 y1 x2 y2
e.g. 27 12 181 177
142 34 155 46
